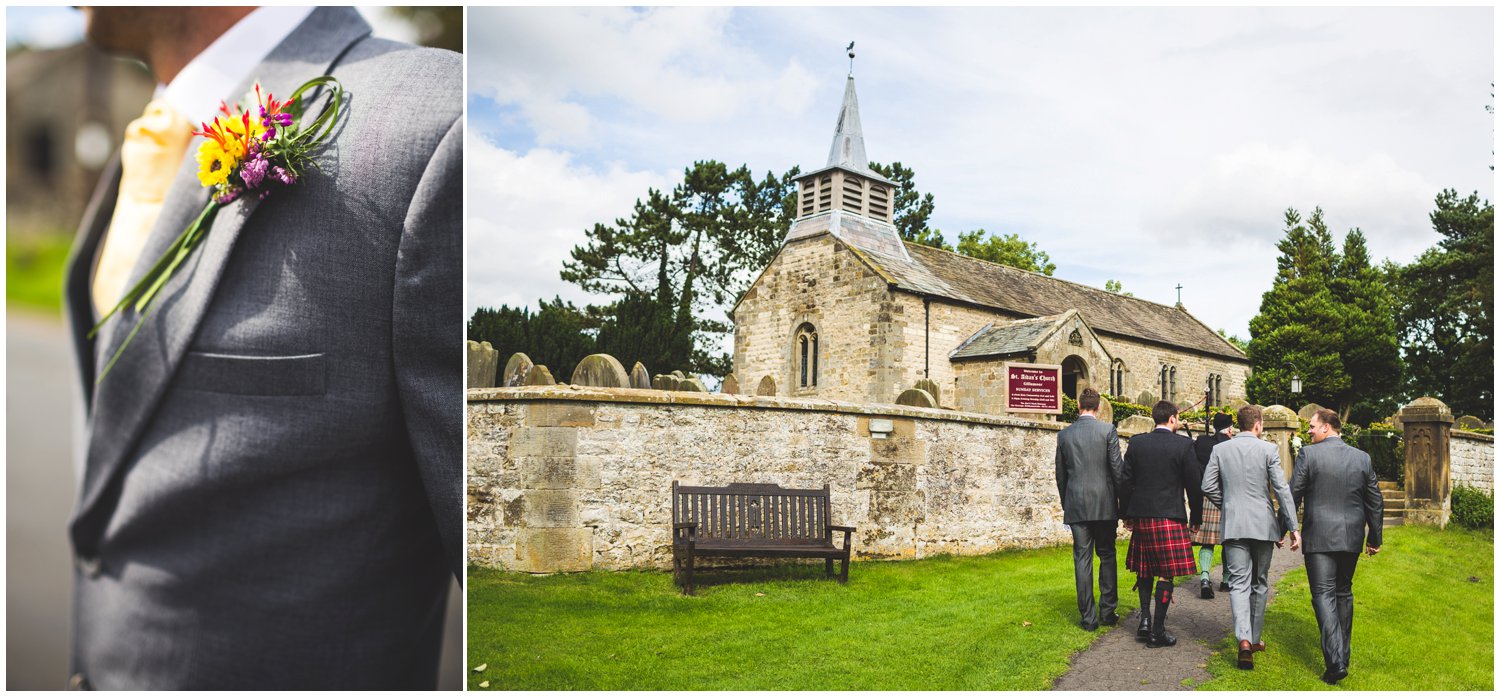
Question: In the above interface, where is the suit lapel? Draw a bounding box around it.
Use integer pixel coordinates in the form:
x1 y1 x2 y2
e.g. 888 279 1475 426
72 7 374 547
63 154 121 401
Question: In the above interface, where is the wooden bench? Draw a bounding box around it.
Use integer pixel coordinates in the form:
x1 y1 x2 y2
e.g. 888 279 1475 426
671 481 855 595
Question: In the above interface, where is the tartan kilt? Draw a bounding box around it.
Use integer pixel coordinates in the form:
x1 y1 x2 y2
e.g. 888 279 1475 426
1126 517 1198 578
1191 500 1223 546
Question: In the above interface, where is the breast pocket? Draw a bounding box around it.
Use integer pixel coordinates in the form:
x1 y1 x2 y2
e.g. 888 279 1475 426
176 351 327 396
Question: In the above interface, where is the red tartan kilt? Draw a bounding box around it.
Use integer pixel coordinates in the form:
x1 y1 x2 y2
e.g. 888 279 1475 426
1127 517 1198 578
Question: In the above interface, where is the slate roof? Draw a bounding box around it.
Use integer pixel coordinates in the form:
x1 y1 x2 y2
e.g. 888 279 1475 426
950 314 1067 360
847 240 1248 362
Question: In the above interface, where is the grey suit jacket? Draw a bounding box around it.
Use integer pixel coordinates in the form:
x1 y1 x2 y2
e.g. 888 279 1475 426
1291 436 1383 554
62 8 460 689
1055 414 1126 524
1201 433 1298 542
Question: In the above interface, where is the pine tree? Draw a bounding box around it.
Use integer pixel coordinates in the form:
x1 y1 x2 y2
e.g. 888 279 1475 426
1330 229 1403 423
1246 208 1349 408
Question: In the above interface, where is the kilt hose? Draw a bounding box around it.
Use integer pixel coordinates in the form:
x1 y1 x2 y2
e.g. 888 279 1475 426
1191 501 1223 546
1127 517 1198 580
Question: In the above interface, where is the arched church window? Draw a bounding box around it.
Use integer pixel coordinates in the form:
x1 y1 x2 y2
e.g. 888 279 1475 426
1160 365 1169 402
1169 366 1177 400
796 324 819 388
1111 359 1126 397
1215 375 1223 407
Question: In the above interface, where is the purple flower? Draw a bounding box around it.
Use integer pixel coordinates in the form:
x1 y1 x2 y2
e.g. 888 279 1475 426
271 166 297 186
215 187 242 204
241 153 270 189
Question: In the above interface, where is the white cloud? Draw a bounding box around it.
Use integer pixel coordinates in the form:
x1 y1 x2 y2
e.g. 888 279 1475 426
465 135 670 316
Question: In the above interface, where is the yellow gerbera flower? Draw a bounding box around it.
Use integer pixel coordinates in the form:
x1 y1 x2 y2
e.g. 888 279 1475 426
195 140 239 188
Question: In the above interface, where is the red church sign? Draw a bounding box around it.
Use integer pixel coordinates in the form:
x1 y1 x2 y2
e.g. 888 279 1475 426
1005 362 1062 414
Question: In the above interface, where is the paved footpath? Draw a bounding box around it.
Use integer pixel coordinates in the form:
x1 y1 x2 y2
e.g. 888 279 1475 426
1053 546 1305 691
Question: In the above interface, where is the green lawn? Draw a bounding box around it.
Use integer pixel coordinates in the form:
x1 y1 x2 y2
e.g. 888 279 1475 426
467 540 1139 690
7 232 72 314
1197 524 1493 690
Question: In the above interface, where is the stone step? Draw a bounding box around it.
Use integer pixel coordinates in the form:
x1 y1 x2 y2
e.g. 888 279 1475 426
1383 516 1405 527
1378 480 1402 492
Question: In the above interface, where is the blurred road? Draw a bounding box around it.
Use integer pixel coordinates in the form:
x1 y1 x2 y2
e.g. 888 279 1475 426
5 311 463 689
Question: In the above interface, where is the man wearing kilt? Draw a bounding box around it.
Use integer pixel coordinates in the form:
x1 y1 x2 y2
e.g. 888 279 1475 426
1120 401 1203 648
1191 412 1235 598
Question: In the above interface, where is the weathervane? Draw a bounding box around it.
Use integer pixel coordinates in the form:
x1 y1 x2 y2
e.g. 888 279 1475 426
846 41 855 76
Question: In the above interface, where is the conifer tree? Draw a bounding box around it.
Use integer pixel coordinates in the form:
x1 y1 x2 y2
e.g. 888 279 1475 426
1331 229 1402 423
1246 208 1350 408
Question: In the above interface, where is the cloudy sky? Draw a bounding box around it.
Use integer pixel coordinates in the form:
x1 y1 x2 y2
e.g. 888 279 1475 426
4 6 424 51
468 6 1493 342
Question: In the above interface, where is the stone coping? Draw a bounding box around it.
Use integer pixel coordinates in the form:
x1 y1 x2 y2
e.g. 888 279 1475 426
1451 429 1495 443
467 385 1064 431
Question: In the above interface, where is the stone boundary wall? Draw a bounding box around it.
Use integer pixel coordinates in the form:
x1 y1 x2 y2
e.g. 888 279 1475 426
468 386 1074 572
1450 430 1495 495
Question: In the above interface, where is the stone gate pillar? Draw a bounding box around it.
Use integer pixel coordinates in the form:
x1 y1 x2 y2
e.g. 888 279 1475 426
1401 396 1453 528
1259 405 1299 481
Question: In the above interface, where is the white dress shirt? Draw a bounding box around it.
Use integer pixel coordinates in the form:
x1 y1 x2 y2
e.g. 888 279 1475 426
157 6 315 127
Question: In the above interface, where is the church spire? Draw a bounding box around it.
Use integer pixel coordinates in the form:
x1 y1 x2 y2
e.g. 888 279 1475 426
826 76 870 174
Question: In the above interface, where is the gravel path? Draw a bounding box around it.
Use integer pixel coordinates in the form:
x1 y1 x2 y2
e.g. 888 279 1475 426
1052 545 1305 691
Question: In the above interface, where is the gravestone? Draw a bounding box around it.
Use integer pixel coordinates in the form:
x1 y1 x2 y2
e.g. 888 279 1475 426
1117 415 1156 439
1176 399 1194 412
895 388 937 408
1224 398 1250 413
652 374 681 391
1386 411 1404 433
523 364 555 386
1136 391 1156 406
629 362 651 389
671 370 686 379
1298 403 1325 422
756 375 777 397
571 354 629 388
721 374 740 395
502 352 534 388
1455 415 1485 430
1095 398 1113 425
914 379 942 407
466 340 498 389
679 377 706 392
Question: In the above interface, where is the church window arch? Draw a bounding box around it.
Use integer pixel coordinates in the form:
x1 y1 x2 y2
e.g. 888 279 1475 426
1110 359 1126 397
795 324 819 388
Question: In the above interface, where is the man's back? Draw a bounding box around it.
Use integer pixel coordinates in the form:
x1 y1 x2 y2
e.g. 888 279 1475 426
1203 434 1296 541
1291 437 1383 554
1055 415 1123 524
1121 429 1200 521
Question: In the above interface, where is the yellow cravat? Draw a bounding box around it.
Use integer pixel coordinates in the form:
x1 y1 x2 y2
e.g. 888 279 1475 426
91 99 194 315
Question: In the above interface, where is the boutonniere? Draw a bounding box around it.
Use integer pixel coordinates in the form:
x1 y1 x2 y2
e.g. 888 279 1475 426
90 76 344 382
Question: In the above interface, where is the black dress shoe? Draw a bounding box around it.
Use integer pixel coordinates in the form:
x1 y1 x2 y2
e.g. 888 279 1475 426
1136 614 1151 641
1219 580 1230 592
1146 631 1178 648
1320 667 1347 685
1101 614 1119 626
1080 620 1098 631
1200 579 1215 599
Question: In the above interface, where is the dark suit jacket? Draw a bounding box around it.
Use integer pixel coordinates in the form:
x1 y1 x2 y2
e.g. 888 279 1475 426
1121 428 1203 524
63 8 460 689
1291 436 1384 554
1055 415 1126 524
1193 431 1231 467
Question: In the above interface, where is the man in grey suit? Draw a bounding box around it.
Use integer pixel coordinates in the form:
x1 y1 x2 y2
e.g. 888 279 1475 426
64 7 460 689
1291 408 1383 685
1055 388 1128 630
1201 405 1300 670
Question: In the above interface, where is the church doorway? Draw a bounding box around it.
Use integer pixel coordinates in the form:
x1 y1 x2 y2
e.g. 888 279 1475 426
1061 355 1088 399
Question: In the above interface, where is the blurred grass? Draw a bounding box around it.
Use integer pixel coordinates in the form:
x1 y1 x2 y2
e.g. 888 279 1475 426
1198 524 1492 690
7 232 72 315
468 539 1138 690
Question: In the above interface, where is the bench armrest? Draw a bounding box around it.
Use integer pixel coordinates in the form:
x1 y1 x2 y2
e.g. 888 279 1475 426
674 522 697 543
828 525 857 533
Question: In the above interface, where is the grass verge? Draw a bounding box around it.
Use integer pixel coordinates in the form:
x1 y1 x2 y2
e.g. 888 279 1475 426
7 232 72 314
468 539 1137 690
1197 524 1493 690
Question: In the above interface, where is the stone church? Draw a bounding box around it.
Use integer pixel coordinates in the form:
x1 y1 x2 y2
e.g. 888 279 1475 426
732 75 1250 414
